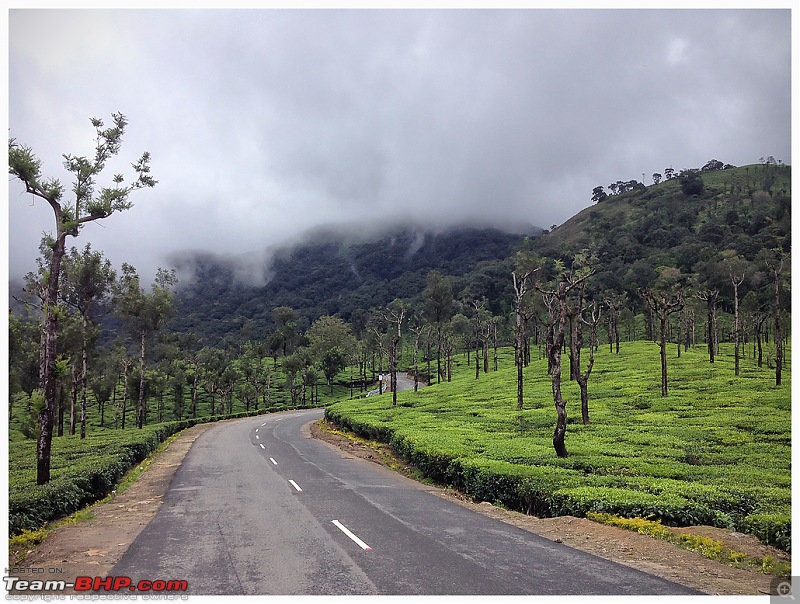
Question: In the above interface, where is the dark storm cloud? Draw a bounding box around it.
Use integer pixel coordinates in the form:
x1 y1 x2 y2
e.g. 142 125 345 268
7 7 791 282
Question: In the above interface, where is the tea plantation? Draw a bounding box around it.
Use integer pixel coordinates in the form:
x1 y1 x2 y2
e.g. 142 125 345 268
325 341 791 552
7 407 297 535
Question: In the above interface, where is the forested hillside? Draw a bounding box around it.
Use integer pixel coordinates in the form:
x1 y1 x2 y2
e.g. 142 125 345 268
169 162 790 347
169 225 538 344
535 162 791 306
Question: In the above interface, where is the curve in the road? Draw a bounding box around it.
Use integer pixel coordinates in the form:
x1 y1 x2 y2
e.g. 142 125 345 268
112 409 701 596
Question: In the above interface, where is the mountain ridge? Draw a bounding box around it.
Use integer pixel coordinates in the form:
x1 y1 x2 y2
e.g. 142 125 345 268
168 162 790 345
169 222 540 344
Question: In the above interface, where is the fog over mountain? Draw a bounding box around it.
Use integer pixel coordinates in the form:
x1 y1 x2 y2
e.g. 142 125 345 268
167 217 542 288
7 8 791 284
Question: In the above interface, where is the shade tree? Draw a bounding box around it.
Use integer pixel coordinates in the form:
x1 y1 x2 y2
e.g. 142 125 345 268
113 265 178 428
383 300 408 406
639 267 686 397
422 270 454 384
60 244 115 438
307 315 356 393
537 259 594 457
9 113 156 484
511 249 540 411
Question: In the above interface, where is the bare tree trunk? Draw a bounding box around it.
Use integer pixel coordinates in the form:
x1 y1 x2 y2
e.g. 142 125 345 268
483 331 489 374
515 312 525 410
551 284 570 457
389 340 398 407
191 360 199 418
436 327 442 385
577 303 600 425
475 334 480 379
641 289 684 397
539 268 594 458
512 271 534 411
698 290 718 363
772 263 783 386
426 341 432 387
80 316 89 439
659 316 669 396
57 381 65 437
411 327 422 393
683 307 692 353
568 314 577 381
36 234 67 484
731 276 743 376
137 332 146 428
70 364 77 436
523 323 531 367
756 315 765 367
121 364 130 429
492 320 499 371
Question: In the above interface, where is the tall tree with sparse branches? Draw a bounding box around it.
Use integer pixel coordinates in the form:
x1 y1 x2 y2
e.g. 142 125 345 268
723 253 748 377
696 288 719 363
537 262 594 457
383 300 407 407
640 276 685 397
512 258 539 410
422 271 454 384
8 113 156 483
763 250 786 386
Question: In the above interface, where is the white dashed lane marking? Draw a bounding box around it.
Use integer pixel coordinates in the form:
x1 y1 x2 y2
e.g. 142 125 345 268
332 520 371 551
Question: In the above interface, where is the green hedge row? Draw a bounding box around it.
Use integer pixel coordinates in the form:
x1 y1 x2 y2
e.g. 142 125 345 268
8 405 308 535
740 513 792 553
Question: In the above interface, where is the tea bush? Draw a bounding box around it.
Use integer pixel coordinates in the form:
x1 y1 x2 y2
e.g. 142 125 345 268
326 341 791 551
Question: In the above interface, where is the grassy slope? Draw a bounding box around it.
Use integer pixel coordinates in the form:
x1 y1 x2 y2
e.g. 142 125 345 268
326 340 791 550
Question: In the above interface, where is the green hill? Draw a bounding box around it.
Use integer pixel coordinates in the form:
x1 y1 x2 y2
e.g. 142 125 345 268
167 163 790 346
533 163 790 303
169 224 539 345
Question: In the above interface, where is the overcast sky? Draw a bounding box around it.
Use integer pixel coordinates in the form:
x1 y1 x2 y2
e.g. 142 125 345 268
6 6 793 284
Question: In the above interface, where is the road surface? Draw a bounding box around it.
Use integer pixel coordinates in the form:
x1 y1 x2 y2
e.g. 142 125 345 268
367 371 418 397
112 408 700 596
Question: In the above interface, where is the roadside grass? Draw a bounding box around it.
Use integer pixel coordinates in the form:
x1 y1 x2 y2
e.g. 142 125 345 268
587 512 791 578
325 340 791 552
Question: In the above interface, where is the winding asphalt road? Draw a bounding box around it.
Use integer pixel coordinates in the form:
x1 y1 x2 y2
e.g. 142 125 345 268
112 408 700 596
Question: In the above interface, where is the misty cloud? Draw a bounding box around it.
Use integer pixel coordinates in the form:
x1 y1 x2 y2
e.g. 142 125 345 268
7 8 791 283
